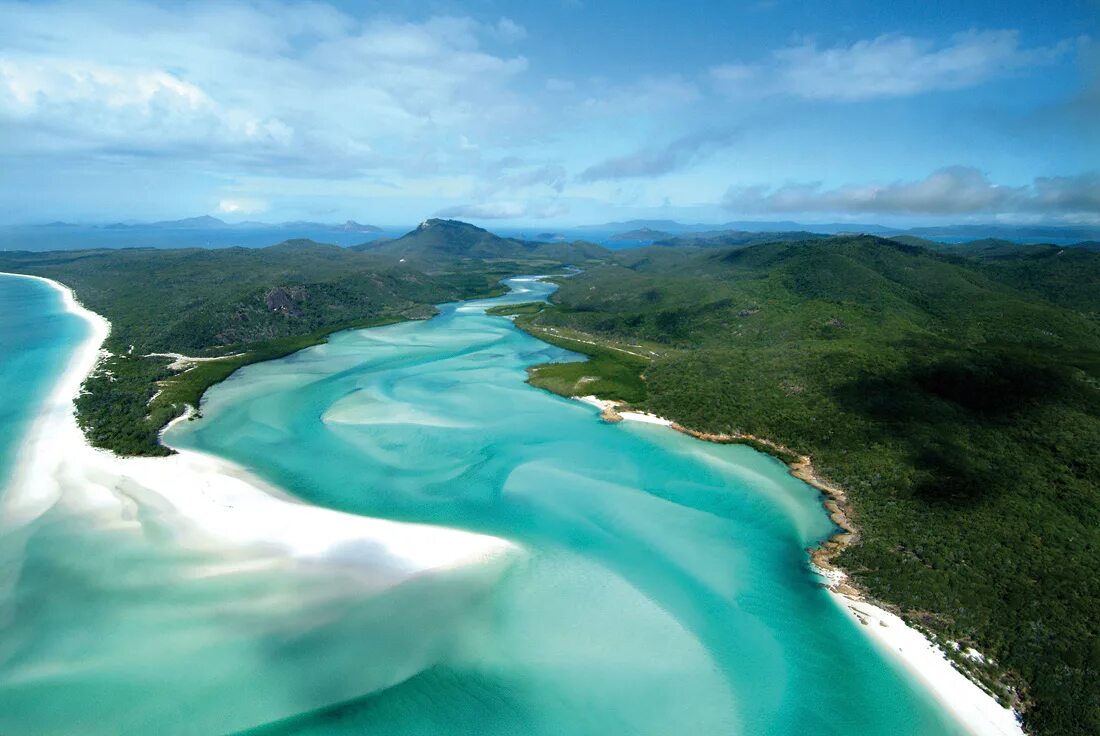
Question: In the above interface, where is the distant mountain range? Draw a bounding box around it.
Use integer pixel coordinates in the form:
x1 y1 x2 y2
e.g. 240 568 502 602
353 218 607 264
588 219 1100 243
608 227 674 241
91 215 384 233
9 215 1098 254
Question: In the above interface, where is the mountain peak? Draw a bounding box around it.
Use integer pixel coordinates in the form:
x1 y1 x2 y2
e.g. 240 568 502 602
367 218 521 260
417 218 484 231
342 220 382 233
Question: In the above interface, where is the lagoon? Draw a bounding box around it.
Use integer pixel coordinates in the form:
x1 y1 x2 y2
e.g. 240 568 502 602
168 277 966 735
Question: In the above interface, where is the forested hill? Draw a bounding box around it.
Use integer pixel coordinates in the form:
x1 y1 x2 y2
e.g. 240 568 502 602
651 229 826 249
0 241 476 354
0 236 606 456
517 235 1100 736
355 218 608 265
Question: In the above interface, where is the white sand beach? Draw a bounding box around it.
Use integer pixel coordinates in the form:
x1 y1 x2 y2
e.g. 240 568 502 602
826 584 1023 736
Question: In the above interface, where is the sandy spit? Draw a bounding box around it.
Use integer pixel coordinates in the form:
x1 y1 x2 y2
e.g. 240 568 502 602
0 273 517 587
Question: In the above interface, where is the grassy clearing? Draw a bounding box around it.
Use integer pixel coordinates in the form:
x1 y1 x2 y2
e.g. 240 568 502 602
485 301 545 316
515 320 650 404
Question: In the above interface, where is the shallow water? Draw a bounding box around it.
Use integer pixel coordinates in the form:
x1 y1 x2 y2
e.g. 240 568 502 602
166 277 967 735
0 277 513 734
0 275 87 486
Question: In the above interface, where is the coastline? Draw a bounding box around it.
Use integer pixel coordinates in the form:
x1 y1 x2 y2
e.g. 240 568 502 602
574 394 1023 736
0 273 111 527
0 272 517 586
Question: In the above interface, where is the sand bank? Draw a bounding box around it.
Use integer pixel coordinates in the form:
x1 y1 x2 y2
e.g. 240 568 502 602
145 351 245 371
576 395 672 426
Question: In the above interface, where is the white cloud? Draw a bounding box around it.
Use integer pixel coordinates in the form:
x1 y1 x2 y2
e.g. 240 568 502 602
490 18 527 43
711 30 1080 100
0 2 531 176
723 167 1100 217
578 128 739 182
0 58 292 154
215 198 268 215
436 200 567 219
502 164 567 192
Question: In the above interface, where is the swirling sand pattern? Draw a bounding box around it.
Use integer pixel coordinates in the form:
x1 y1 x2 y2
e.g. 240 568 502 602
171 278 968 735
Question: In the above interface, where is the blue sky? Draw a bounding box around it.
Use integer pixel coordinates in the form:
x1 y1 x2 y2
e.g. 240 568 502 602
0 0 1097 226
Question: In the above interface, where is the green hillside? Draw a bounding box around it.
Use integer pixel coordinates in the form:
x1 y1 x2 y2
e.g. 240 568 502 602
517 235 1100 735
356 218 608 266
0 238 517 456
653 229 826 248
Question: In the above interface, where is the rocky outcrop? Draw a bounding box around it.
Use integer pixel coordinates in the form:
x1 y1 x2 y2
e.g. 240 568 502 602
264 286 308 317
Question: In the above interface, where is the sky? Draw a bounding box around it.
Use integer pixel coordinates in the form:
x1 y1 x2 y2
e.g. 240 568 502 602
0 0 1097 227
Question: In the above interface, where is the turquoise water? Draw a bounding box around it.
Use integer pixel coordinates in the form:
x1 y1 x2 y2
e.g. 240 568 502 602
167 277 966 735
0 275 88 486
0 274 966 734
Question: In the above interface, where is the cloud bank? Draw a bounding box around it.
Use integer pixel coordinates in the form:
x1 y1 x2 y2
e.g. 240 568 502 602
0 0 1093 224
435 201 568 219
578 128 740 182
723 167 1100 219
0 3 530 176
711 30 1081 100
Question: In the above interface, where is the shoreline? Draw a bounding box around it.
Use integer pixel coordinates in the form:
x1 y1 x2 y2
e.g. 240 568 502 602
0 272 517 586
0 273 111 527
573 394 1023 736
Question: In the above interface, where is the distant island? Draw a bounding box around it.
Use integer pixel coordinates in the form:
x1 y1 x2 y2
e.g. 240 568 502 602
582 219 1100 244
101 215 384 233
0 216 389 252
609 227 674 241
